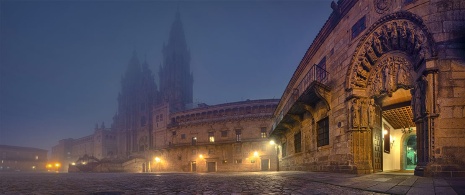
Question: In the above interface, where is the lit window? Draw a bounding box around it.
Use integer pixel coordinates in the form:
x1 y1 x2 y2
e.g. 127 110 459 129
192 137 197 146
209 132 215 143
235 159 242 164
260 127 267 138
35 156 38 160
235 130 242 142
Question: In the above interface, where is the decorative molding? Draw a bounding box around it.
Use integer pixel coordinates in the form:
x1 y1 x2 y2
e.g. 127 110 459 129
346 11 437 94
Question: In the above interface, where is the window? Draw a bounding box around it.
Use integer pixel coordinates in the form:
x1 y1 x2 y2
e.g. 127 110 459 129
250 159 255 163
260 127 267 138
282 142 287 157
294 132 302 153
159 114 163 121
235 159 242 164
208 149 215 154
192 137 197 146
352 16 366 39
209 132 215 143
181 134 186 139
235 130 242 142
317 117 329 147
221 131 228 137
235 145 241 153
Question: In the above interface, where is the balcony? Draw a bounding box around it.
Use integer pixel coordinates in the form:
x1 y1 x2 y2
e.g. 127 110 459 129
271 64 331 135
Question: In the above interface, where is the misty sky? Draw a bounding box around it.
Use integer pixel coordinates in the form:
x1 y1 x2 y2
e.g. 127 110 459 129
0 0 332 151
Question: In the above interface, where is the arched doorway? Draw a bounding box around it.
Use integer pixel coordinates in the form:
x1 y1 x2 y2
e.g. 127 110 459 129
404 135 417 170
345 11 436 174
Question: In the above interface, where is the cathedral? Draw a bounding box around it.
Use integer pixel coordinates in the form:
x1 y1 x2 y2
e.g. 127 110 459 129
52 11 278 173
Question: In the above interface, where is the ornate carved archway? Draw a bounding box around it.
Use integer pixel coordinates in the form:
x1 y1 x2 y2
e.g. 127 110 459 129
345 11 436 174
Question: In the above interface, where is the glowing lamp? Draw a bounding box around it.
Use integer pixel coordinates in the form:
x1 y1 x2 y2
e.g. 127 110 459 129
253 151 259 157
269 140 275 145
155 157 161 162
199 154 203 159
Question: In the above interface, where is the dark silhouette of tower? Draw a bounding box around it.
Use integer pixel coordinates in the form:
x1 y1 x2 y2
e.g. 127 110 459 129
113 51 159 156
159 11 194 112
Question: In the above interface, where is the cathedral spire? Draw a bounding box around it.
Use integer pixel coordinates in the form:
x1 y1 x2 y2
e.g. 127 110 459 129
159 11 194 112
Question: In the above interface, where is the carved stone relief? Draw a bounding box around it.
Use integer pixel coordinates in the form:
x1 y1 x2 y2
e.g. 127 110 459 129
348 18 434 91
367 54 413 97
349 98 378 130
375 0 391 14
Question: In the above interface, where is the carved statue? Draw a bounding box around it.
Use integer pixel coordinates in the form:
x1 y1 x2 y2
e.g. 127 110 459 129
390 22 399 50
360 99 369 128
369 99 376 127
357 65 368 78
400 21 408 50
373 32 384 55
351 99 360 128
382 58 393 93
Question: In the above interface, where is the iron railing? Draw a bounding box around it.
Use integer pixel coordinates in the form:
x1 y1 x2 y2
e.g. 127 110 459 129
271 64 329 132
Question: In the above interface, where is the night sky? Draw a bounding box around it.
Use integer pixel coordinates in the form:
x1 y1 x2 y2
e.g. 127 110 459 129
0 1 332 152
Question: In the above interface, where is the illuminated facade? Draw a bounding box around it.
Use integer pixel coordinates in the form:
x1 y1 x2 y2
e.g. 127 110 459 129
270 0 465 177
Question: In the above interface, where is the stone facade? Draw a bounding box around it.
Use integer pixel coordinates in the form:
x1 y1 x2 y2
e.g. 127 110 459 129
270 0 465 177
0 145 48 172
51 125 116 171
150 99 279 172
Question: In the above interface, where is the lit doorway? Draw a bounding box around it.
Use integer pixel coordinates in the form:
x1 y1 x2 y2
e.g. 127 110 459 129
404 135 417 170
191 161 196 172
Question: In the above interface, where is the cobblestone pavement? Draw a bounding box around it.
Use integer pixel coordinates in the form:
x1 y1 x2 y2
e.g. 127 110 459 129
0 172 386 195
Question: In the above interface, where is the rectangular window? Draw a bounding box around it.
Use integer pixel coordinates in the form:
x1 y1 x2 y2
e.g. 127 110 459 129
235 145 241 153
208 149 215 154
181 134 186 139
384 124 391 154
221 130 228 137
209 132 215 143
235 129 242 142
260 127 267 138
351 16 366 39
317 117 330 147
192 137 197 146
294 132 302 153
235 159 242 164
282 142 287 157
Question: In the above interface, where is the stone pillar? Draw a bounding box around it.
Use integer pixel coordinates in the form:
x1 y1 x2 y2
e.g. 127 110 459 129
348 97 379 174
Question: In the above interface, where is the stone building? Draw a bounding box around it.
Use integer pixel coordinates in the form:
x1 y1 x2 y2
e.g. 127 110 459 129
270 0 465 177
0 145 48 172
51 124 116 171
150 99 279 172
52 11 279 173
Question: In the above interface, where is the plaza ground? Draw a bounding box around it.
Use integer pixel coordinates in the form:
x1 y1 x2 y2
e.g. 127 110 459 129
0 171 464 194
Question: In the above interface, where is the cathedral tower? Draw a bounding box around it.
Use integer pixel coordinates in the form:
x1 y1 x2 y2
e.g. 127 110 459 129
159 11 194 112
113 51 159 157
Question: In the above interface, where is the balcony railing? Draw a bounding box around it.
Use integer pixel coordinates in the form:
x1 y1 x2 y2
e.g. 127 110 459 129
272 64 329 132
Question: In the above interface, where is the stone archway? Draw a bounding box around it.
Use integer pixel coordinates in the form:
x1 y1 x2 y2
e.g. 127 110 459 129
345 11 436 175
